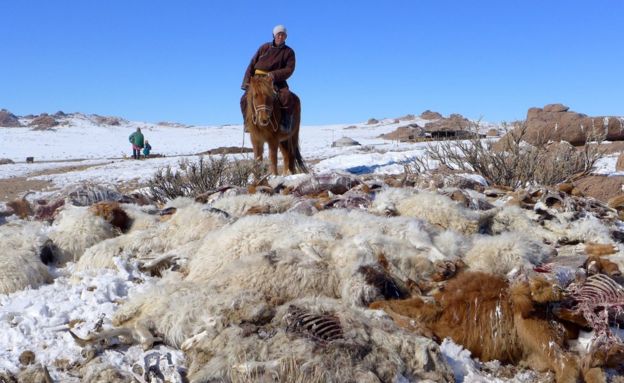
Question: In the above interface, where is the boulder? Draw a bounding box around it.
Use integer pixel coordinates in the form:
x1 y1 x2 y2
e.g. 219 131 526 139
331 137 361 147
0 158 14 165
573 175 624 203
543 103 570 113
522 104 624 146
0 109 21 127
366 118 379 125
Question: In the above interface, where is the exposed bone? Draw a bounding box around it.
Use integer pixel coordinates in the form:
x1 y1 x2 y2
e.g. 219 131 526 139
69 325 161 350
285 305 344 344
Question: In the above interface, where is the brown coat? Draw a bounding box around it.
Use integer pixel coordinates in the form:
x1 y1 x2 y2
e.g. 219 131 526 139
241 42 296 90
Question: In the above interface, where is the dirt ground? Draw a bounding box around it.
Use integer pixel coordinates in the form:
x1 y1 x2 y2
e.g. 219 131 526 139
0 178 52 201
0 163 108 202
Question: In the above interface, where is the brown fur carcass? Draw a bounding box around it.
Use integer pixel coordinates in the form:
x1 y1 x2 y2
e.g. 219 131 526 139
370 271 594 383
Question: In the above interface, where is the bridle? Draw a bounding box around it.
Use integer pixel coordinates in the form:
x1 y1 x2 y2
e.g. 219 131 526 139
251 79 279 131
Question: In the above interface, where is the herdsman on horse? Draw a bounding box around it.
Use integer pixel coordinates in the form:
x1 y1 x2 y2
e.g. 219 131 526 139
240 25 307 175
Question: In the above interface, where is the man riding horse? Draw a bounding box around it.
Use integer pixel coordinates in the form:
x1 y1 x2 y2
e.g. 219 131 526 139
240 25 296 133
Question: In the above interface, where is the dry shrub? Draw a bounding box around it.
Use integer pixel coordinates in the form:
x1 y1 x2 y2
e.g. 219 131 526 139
411 121 605 188
147 155 267 202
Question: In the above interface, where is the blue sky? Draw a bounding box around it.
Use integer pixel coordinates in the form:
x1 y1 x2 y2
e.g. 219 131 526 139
1 1 622 125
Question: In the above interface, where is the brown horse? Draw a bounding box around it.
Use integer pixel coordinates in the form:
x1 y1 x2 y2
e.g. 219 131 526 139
245 75 307 175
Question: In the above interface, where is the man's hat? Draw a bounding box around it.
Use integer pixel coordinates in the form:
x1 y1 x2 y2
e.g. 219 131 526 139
273 25 287 36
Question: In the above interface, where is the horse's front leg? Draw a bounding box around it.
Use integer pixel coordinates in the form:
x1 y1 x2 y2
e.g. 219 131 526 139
252 136 264 162
268 141 279 175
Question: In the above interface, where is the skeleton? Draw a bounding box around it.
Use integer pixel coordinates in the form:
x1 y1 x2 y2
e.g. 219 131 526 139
284 305 344 345
564 274 624 362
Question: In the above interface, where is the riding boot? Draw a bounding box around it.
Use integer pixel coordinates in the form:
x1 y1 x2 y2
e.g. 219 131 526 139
243 116 250 133
241 93 249 133
279 111 293 133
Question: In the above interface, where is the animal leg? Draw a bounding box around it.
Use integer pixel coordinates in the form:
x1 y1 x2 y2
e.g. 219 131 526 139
514 315 580 383
278 141 292 175
582 367 606 383
134 320 162 350
252 137 264 162
268 141 279 175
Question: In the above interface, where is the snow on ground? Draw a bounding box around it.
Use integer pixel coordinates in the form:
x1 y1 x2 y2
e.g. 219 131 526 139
0 115 460 200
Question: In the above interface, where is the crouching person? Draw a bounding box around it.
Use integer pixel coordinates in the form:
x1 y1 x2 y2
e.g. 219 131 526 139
143 140 152 158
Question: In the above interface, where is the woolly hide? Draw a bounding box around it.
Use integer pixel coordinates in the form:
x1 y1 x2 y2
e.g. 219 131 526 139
113 278 274 348
74 202 229 273
186 213 339 282
210 193 296 217
48 205 118 265
490 205 558 242
206 249 341 302
183 297 454 383
316 209 437 249
463 232 552 276
0 222 52 294
329 234 440 283
372 188 490 234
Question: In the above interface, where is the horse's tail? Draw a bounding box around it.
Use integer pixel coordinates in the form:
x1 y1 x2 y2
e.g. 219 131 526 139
283 137 308 173
287 94 307 173
293 142 308 173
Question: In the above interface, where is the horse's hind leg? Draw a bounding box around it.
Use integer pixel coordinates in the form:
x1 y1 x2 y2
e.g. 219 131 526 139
268 141 279 175
279 140 293 175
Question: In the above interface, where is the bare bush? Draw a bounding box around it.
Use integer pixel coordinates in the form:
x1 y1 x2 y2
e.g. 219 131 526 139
410 121 606 188
147 156 267 202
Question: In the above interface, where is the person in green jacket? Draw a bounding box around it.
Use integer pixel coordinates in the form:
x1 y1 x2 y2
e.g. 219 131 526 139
128 128 144 159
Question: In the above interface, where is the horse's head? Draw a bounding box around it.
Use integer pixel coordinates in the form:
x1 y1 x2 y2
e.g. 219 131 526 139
249 75 277 127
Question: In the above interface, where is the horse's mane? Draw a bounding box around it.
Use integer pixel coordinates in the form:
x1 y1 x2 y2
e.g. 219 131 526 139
249 75 275 95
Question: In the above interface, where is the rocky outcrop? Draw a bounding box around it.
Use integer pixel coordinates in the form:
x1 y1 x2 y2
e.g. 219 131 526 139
29 114 59 130
420 110 443 120
424 113 472 132
523 104 624 146
93 114 124 126
379 124 426 142
0 109 21 127
395 114 416 121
